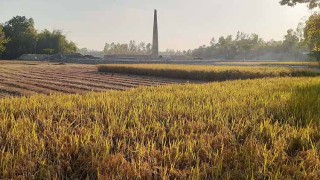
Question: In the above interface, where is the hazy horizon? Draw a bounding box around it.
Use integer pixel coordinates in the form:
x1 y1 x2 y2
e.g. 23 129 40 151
0 0 313 51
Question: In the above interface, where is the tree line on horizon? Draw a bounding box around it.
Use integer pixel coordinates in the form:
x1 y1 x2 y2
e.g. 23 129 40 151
189 29 307 61
77 41 153 58
1 0 319 62
79 16 320 62
78 1 320 62
188 12 320 62
280 0 320 62
78 43 185 58
0 16 77 59
79 23 318 62
189 0 320 62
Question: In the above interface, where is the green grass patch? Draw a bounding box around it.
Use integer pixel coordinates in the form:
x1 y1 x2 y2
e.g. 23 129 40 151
97 64 320 81
0 77 320 179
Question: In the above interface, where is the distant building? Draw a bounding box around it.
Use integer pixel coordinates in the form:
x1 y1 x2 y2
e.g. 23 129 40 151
104 54 150 60
18 54 48 61
152 9 159 59
104 10 160 60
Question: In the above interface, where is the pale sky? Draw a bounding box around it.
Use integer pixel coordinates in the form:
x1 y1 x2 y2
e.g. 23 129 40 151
0 0 313 51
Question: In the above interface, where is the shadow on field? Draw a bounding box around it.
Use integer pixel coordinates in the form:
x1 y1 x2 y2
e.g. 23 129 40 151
261 83 320 157
275 83 320 126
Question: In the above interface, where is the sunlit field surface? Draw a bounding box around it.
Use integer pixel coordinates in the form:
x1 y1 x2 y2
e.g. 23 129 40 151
0 62 189 98
98 64 320 81
215 61 320 68
0 77 319 179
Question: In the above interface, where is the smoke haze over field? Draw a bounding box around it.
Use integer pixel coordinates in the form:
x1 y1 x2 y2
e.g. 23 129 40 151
0 0 312 51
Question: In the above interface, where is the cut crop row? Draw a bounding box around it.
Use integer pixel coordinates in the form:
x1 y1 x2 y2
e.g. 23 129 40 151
0 70 131 91
0 83 36 96
0 73 88 94
2 67 168 89
28 69 175 87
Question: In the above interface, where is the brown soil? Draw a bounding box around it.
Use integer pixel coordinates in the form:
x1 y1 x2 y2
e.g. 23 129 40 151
0 61 191 98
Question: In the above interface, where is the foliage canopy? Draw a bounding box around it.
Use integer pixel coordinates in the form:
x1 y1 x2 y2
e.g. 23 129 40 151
37 29 77 55
0 16 77 59
103 40 152 55
2 16 37 59
190 30 305 60
304 13 320 61
0 25 7 54
280 0 320 9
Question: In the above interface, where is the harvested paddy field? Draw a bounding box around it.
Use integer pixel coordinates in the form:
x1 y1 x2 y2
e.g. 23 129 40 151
98 64 320 81
0 77 319 179
0 61 190 98
1 61 320 179
214 61 320 68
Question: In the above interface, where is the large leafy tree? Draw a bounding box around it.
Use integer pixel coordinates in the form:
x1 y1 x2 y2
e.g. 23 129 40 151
280 0 320 9
279 0 320 62
59 36 77 54
37 29 77 54
304 14 320 62
3 16 37 59
282 29 300 51
36 30 60 54
0 25 7 55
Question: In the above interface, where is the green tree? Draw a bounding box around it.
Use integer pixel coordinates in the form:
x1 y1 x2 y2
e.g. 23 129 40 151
304 13 320 62
216 35 237 59
0 25 7 55
77 48 104 58
37 30 60 54
3 16 37 59
191 29 305 60
37 29 77 54
43 48 54 55
62 41 77 54
104 41 151 55
280 0 320 9
282 29 300 51
146 43 152 54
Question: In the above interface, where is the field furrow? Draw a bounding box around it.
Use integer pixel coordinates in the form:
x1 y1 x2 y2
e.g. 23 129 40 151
82 73 178 85
0 72 97 93
0 70 131 91
33 72 158 87
36 70 180 86
1 66 185 85
0 63 187 99
1 67 167 88
0 77 58 95
60 69 185 84
19 70 139 88
0 90 18 98
0 84 36 96
19 66 185 84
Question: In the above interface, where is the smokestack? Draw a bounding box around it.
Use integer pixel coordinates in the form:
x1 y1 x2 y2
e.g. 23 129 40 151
152 9 159 59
